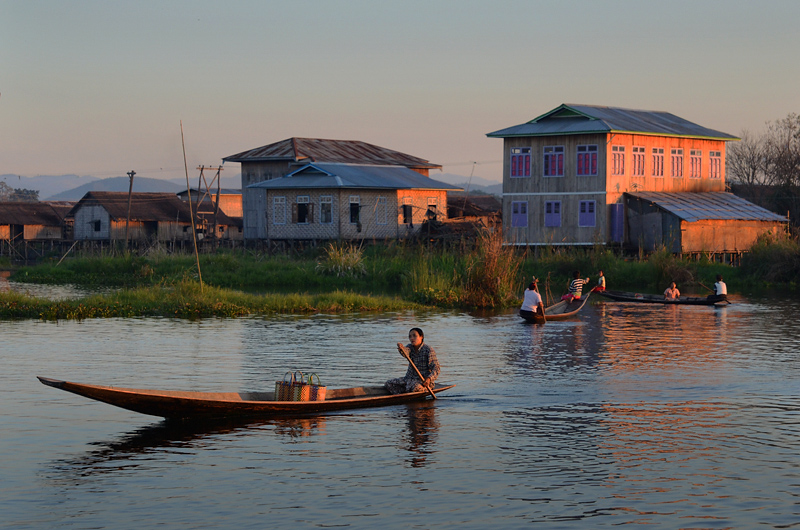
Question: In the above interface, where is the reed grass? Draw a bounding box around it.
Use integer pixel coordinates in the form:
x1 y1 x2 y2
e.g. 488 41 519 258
10 232 798 320
740 231 800 284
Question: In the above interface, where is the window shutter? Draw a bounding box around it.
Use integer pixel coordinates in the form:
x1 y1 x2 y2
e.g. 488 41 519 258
292 204 298 224
308 203 314 223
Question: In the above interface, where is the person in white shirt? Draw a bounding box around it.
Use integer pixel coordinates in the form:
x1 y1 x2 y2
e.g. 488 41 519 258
708 274 728 302
519 277 545 322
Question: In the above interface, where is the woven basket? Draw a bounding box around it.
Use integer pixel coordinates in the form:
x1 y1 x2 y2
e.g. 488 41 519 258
275 371 304 401
306 373 327 402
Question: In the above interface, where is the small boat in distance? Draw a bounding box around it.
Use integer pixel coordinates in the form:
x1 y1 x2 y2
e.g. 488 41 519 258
520 292 591 324
37 377 456 420
599 290 730 306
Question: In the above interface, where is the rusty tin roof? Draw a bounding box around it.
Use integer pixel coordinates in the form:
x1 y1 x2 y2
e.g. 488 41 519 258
0 202 67 225
223 137 441 170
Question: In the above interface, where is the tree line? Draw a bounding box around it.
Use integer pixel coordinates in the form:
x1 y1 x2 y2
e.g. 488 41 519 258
0 181 39 202
727 113 800 225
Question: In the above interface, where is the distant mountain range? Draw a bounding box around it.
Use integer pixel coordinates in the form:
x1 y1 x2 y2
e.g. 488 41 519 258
430 173 502 196
0 174 243 201
1 172 501 201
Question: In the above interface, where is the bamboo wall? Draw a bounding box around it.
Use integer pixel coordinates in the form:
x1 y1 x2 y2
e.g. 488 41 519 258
261 188 447 241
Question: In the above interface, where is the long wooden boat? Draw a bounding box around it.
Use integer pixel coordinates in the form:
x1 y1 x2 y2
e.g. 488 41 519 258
598 289 729 305
37 376 456 420
520 292 591 323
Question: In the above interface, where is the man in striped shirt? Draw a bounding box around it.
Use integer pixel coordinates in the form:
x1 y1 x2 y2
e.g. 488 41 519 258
562 271 590 303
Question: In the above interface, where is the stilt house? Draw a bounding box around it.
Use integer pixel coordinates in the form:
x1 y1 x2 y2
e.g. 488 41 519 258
487 103 787 252
223 138 457 241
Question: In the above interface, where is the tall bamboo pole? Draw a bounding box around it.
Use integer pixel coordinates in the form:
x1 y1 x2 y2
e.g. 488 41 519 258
181 121 203 291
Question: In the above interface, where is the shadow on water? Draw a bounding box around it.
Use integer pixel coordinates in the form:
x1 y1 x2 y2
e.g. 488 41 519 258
45 401 442 478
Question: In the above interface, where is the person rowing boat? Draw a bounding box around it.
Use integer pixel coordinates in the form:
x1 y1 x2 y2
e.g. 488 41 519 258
519 277 546 322
385 328 440 396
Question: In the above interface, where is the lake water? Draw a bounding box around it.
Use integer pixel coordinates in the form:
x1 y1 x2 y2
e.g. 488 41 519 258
2 293 799 529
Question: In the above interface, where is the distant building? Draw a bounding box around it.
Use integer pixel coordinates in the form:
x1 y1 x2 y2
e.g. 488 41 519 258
177 188 243 218
0 202 68 241
67 191 241 243
487 103 786 252
223 138 454 241
246 162 459 241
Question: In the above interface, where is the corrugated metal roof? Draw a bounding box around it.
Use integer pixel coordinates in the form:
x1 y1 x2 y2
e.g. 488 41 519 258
66 192 194 222
627 192 787 222
248 163 462 191
487 104 739 140
66 192 241 225
0 202 66 225
223 137 441 170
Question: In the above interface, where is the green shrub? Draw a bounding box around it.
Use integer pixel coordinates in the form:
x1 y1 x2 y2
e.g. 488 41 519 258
315 243 367 278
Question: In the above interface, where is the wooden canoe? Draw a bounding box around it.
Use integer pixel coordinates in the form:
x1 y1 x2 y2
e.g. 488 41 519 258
598 289 729 306
520 292 591 323
37 377 456 420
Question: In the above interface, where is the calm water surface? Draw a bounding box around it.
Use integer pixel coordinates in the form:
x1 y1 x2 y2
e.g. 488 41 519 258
2 293 799 529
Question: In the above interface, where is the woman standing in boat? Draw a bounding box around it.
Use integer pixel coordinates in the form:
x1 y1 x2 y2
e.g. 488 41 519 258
386 328 440 395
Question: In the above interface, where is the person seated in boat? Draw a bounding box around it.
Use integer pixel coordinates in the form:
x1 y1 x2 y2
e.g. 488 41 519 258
591 270 606 292
519 277 546 322
562 271 590 303
707 274 728 302
386 328 440 395
664 282 680 300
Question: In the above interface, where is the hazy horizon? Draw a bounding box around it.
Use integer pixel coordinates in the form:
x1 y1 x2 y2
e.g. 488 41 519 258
3 1 799 184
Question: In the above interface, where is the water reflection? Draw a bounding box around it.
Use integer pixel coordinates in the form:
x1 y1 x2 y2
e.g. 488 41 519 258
45 415 333 482
401 401 440 468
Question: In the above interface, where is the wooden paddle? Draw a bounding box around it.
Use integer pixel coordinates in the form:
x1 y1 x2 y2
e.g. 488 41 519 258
397 342 436 399
699 282 714 293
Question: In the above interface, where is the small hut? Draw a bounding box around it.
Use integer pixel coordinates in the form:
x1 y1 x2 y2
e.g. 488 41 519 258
625 191 787 256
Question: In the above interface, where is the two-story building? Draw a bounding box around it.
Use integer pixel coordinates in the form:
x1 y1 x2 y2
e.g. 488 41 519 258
223 138 457 242
487 104 785 253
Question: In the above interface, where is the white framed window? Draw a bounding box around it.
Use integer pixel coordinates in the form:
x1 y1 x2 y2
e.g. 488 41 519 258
612 145 625 176
349 195 360 224
320 196 333 224
376 197 388 225
544 201 561 227
510 147 531 178
579 200 596 227
690 150 702 178
543 146 564 177
671 148 684 178
577 145 598 176
511 201 528 227
273 196 286 225
710 150 722 179
651 148 664 177
632 146 645 176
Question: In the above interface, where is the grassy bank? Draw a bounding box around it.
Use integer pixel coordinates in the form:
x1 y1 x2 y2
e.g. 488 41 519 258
6 231 799 319
0 280 428 320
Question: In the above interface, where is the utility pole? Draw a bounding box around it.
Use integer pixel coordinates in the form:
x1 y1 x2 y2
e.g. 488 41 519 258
125 170 135 249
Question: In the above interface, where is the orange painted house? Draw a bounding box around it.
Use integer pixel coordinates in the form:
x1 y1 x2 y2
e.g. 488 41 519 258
487 104 786 252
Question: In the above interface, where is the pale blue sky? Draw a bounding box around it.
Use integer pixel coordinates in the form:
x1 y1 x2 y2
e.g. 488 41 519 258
2 0 799 183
